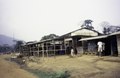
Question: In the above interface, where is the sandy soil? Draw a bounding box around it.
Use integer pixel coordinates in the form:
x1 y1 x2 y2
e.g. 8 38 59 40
0 55 37 78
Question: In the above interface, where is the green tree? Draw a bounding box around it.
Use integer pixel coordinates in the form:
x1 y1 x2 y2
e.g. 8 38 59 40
81 19 94 30
100 21 110 34
14 40 24 52
40 34 59 41
0 44 12 53
101 21 120 34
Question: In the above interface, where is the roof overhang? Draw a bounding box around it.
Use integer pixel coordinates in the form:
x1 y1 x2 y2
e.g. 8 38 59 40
110 31 120 36
64 38 72 41
79 35 108 41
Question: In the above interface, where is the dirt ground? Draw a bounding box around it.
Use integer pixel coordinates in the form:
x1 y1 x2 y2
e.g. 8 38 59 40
0 54 120 78
26 55 120 78
0 54 37 78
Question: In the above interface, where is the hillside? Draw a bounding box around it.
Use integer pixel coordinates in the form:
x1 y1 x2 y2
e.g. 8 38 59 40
0 34 16 46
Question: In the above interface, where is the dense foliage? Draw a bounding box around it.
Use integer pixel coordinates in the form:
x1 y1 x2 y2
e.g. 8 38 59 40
101 21 120 34
41 34 59 41
81 19 94 30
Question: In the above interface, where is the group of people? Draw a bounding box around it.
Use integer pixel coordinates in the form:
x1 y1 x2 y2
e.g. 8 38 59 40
70 41 105 57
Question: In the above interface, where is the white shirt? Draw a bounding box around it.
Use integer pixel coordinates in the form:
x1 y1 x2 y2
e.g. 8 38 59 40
71 49 74 56
71 49 74 53
97 41 103 48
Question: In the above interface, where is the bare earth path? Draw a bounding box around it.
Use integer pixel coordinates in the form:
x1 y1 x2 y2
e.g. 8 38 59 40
0 55 37 78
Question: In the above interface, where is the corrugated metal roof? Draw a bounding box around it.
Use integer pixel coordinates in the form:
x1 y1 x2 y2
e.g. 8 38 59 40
23 28 102 46
79 35 108 41
110 31 120 36
59 28 102 38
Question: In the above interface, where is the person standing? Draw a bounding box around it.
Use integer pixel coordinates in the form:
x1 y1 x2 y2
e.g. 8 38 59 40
97 41 103 57
71 47 74 57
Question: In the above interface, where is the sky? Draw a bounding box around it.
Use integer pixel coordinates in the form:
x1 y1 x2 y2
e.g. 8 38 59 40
0 0 120 41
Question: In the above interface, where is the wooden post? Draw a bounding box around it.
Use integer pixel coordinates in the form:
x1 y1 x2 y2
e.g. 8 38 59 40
38 44 40 57
26 45 29 56
31 45 33 56
53 40 56 57
81 41 84 55
72 38 75 55
42 43 44 58
20 46 22 54
46 42 48 57
64 39 67 55
33 45 35 56
72 37 78 55
117 35 120 56
64 39 66 55
29 45 31 56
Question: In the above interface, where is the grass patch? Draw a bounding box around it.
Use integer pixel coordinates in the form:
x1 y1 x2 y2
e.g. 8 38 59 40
26 69 70 78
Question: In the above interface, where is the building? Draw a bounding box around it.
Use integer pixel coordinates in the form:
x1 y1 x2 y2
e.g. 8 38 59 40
20 28 101 57
79 31 120 56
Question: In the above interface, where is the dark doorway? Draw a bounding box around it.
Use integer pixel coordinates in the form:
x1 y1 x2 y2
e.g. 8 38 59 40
104 38 111 56
66 40 72 54
72 36 81 54
110 35 118 56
